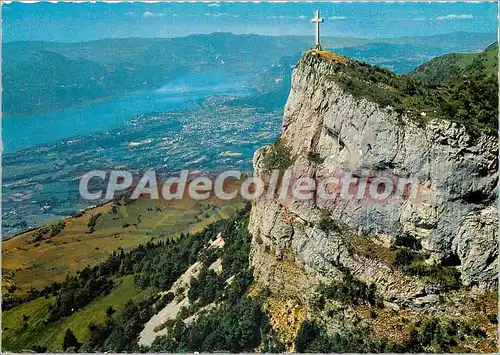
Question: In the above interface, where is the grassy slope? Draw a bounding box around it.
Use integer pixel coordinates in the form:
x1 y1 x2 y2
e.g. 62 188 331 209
407 41 498 85
2 275 151 352
3 195 243 295
2 188 243 352
312 42 498 135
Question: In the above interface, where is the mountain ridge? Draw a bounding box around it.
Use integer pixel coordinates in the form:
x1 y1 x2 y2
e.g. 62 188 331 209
307 43 498 135
4 32 496 116
407 41 498 85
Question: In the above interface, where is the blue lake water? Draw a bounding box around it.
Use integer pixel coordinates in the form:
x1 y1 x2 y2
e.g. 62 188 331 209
2 71 253 154
2 71 284 237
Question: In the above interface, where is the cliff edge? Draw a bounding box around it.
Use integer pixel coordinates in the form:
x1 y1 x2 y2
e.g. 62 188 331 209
249 50 497 309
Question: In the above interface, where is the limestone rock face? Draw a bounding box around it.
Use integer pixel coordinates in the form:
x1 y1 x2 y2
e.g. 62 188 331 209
249 53 498 306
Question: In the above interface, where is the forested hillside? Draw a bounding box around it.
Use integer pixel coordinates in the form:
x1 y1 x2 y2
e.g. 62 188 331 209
3 208 263 352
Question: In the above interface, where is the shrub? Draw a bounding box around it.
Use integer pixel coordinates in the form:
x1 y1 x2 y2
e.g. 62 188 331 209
318 216 349 235
488 314 498 324
432 266 461 291
295 320 386 353
260 325 286 353
319 270 377 306
63 329 81 351
393 234 422 250
307 151 324 164
87 213 102 233
32 231 43 243
31 345 48 353
106 305 116 317
394 248 423 266
50 221 65 237
403 262 461 291
416 318 459 352
262 138 293 170
295 320 322 353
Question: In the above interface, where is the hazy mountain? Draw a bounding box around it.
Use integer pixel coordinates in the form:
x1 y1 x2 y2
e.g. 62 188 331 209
375 31 497 52
3 32 496 116
3 33 313 116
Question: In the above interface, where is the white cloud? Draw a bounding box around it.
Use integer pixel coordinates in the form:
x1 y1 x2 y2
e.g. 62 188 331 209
205 12 230 18
268 15 320 21
266 14 346 21
435 14 473 21
142 11 166 18
412 17 426 21
125 11 136 17
207 3 220 7
328 16 347 20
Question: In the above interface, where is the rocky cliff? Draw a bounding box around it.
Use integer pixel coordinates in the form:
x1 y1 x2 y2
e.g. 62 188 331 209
249 51 498 312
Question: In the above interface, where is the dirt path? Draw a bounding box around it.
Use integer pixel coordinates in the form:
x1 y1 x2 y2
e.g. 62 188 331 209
138 233 226 346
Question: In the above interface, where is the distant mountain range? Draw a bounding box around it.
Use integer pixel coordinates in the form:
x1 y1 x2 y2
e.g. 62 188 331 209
3 31 496 116
3 34 313 116
332 43 450 74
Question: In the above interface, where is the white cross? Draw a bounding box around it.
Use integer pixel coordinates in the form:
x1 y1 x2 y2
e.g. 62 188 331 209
311 10 324 50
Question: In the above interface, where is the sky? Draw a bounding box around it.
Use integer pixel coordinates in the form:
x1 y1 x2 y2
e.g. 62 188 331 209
2 1 498 43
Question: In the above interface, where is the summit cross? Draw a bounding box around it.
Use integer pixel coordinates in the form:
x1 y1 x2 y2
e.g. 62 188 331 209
311 10 324 50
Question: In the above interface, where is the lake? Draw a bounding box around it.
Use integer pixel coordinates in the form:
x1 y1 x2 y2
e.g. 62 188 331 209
2 71 285 237
2 71 253 153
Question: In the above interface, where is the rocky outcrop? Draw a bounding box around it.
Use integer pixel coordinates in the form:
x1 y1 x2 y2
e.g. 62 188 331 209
249 52 498 307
